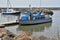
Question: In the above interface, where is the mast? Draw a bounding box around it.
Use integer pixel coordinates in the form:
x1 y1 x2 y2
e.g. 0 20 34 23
40 0 41 7
7 0 9 11
7 0 11 11
40 0 41 10
29 0 32 11
29 4 31 10
28 0 32 20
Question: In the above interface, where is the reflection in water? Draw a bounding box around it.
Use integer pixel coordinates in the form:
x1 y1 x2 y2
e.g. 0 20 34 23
17 23 52 34
0 14 17 24
38 35 56 40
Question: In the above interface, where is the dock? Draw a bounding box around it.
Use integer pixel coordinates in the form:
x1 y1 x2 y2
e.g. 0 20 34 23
0 24 5 28
0 21 19 27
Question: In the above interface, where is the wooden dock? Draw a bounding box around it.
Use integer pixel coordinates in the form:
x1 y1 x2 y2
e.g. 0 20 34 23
0 24 5 28
0 21 19 27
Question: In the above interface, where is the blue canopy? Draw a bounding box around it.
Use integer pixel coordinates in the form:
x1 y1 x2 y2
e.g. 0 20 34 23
32 12 44 17
21 15 28 20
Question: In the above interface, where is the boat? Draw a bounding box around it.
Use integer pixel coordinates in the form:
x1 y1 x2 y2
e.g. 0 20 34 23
19 11 52 25
18 0 52 25
2 9 21 15
2 0 20 15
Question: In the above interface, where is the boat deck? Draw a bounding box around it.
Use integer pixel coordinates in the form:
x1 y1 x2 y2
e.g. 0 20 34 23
0 21 19 26
20 17 52 25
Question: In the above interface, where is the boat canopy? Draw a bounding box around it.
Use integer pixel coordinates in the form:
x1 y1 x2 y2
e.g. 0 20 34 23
20 11 45 21
32 12 44 17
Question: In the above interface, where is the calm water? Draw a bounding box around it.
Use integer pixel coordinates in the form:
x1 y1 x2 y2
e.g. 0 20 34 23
0 14 17 24
0 10 60 40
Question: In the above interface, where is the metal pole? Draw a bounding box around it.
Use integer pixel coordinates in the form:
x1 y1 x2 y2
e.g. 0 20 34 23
7 0 9 11
8 0 11 8
40 0 41 7
7 0 11 9
29 0 32 11
40 0 41 9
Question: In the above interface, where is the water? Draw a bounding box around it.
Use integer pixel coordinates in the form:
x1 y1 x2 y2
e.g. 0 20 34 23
0 14 17 24
0 10 60 40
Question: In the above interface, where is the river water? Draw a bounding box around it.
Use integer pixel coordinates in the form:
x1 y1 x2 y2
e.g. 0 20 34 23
0 10 60 40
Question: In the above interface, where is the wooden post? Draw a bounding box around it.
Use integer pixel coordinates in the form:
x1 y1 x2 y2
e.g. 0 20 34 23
17 15 20 22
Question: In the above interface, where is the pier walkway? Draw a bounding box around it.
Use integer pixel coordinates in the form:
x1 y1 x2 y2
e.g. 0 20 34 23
0 21 19 27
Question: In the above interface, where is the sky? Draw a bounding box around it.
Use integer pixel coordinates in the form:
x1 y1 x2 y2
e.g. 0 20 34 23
0 0 60 7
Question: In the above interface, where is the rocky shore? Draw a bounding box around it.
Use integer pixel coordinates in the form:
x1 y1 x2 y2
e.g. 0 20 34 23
0 28 15 40
0 27 57 40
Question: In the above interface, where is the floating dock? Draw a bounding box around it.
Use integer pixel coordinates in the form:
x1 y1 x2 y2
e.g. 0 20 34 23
0 21 19 27
0 24 5 28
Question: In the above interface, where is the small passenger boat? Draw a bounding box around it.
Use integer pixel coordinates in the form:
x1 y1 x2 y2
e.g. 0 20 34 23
19 11 52 25
2 9 20 15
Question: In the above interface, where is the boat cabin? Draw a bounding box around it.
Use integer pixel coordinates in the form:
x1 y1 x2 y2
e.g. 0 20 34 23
20 11 45 21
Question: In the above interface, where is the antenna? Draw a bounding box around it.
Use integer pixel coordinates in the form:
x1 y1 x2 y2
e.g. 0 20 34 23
29 4 31 10
29 0 32 11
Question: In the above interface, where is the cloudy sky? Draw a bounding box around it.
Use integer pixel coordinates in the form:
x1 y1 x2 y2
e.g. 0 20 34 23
0 0 60 7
